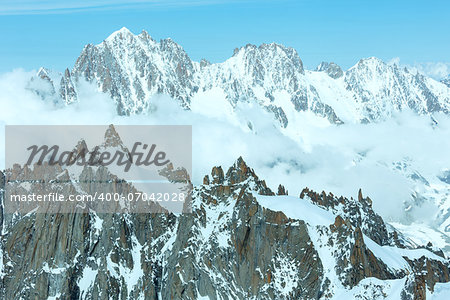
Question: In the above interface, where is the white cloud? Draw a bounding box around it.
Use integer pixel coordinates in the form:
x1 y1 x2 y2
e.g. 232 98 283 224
412 62 450 80
387 57 400 66
389 57 449 80
1 68 450 227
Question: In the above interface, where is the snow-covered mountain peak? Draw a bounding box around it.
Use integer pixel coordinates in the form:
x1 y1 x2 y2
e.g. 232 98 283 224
197 40 339 126
348 56 404 78
101 27 157 50
230 42 304 74
344 56 450 121
36 67 51 79
72 28 195 114
354 56 384 66
30 28 450 125
104 26 134 41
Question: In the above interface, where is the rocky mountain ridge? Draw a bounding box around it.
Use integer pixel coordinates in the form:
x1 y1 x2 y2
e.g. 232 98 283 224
30 27 450 126
1 152 450 299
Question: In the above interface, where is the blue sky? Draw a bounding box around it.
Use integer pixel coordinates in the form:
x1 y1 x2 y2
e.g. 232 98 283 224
0 0 449 74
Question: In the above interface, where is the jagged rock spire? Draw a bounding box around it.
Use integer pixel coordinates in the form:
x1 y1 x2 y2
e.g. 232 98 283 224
59 68 77 104
225 156 253 185
277 184 288 195
103 124 123 148
202 157 273 195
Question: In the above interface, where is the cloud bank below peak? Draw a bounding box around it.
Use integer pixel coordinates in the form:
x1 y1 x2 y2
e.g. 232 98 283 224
389 57 450 80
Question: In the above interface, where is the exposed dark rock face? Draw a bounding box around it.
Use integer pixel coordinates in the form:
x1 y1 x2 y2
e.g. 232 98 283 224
266 105 289 128
26 67 58 103
162 168 322 299
277 184 287 195
2 211 176 299
59 68 78 104
316 62 344 79
223 156 274 196
404 256 449 297
329 216 403 287
1 157 449 299
300 187 392 246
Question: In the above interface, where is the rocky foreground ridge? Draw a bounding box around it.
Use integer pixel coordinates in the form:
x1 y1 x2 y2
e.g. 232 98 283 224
1 155 449 299
29 27 450 126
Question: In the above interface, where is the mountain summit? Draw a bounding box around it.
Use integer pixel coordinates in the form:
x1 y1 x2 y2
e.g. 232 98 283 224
31 28 450 125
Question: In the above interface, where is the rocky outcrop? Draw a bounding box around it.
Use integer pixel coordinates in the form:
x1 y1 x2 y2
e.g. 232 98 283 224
162 167 322 299
277 184 287 195
329 216 404 287
405 256 449 298
300 187 393 246
316 62 344 79
204 157 274 196
59 68 78 104
28 67 77 105
1 157 449 299
2 210 175 299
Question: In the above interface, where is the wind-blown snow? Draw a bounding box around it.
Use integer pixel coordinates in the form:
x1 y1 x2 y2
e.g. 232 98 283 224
255 194 335 226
